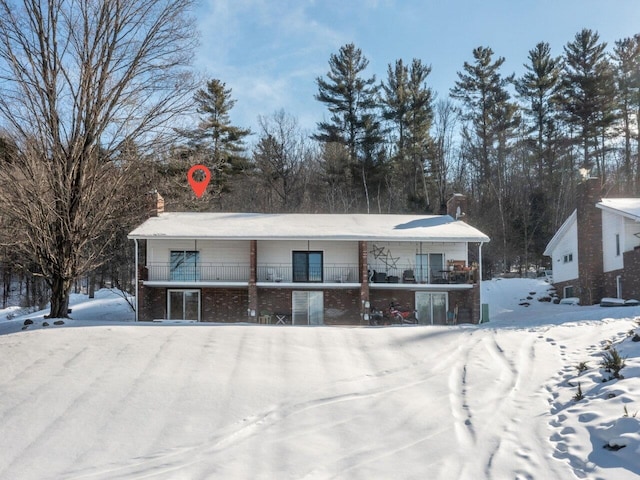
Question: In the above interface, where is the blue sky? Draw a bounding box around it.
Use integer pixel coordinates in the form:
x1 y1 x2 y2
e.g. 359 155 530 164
194 0 640 136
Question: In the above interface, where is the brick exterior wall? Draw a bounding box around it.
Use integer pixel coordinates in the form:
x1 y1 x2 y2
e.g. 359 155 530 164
621 248 640 300
248 240 258 317
135 236 483 325
603 270 623 299
257 288 292 318
324 289 361 325
202 289 249 322
359 241 369 322
369 290 415 319
447 194 467 221
138 284 165 320
553 279 577 300
449 286 480 324
369 287 480 325
576 178 604 305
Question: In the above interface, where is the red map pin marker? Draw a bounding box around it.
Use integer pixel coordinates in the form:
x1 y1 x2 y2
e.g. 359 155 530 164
187 164 211 198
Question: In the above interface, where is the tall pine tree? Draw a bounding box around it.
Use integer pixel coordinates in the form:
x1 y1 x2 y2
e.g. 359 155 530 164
561 29 616 177
515 42 563 184
451 46 519 271
178 79 251 197
612 35 640 191
314 43 382 212
382 58 434 211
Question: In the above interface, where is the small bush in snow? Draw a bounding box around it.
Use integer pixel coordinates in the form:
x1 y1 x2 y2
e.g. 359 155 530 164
576 361 589 373
601 348 626 380
622 405 637 418
573 382 584 401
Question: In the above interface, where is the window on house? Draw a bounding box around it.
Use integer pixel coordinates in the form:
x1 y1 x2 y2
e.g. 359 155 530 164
415 253 444 283
563 253 573 264
616 234 621 256
563 285 574 299
167 289 200 321
170 251 199 281
292 251 323 282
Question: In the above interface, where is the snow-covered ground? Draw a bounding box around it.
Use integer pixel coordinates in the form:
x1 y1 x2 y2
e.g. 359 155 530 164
1 280 640 479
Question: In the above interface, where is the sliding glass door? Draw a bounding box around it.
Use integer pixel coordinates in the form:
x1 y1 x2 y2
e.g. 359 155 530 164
415 292 447 325
415 253 444 283
167 289 201 321
292 291 324 325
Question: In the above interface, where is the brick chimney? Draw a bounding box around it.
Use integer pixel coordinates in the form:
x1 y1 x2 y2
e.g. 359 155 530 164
576 177 603 305
447 194 467 222
149 190 164 217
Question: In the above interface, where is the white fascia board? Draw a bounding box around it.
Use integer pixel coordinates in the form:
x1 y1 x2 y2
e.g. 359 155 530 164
543 209 577 257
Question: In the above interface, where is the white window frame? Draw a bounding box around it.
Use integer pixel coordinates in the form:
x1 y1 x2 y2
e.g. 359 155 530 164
167 289 201 321
170 250 200 281
563 285 574 299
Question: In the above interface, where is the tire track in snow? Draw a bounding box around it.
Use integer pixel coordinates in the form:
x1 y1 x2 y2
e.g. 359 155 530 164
478 334 533 480
0 332 174 479
76 328 207 466
443 330 550 480
0 337 138 478
66 330 463 480
443 334 482 480
0 337 74 386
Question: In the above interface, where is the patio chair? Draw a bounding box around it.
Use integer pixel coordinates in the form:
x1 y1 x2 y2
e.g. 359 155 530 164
335 270 350 283
403 269 416 283
266 269 283 282
258 311 272 324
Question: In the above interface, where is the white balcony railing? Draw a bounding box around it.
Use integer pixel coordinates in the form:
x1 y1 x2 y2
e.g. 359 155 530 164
145 263 360 283
144 262 477 284
146 264 250 282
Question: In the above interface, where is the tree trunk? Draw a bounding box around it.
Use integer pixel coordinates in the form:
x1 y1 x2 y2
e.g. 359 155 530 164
89 272 95 299
49 275 71 318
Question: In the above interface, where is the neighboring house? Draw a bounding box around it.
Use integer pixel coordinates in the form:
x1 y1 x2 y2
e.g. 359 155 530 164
128 194 490 325
544 177 640 305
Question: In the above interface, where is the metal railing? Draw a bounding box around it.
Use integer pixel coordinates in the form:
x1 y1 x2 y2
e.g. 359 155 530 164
145 263 360 283
257 264 359 283
368 263 478 284
146 263 250 282
145 262 477 284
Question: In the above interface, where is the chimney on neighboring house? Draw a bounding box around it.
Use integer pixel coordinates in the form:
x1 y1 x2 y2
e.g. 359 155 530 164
447 194 467 222
576 177 603 305
149 190 165 217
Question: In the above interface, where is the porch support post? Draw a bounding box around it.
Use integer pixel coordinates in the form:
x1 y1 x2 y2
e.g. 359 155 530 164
478 241 484 323
359 241 369 325
248 240 258 321
134 239 139 322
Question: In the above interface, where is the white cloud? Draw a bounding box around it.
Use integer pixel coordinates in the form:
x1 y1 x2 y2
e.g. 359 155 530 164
193 1 347 133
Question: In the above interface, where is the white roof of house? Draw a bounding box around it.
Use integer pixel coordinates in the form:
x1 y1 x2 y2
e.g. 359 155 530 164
596 198 640 221
128 212 490 243
544 198 640 257
543 209 576 256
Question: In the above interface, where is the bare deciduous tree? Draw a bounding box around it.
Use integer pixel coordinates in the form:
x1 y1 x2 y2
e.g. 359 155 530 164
0 0 197 317
253 110 309 210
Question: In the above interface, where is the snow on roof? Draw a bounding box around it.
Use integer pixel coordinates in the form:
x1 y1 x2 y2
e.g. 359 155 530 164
128 212 490 242
597 198 640 221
